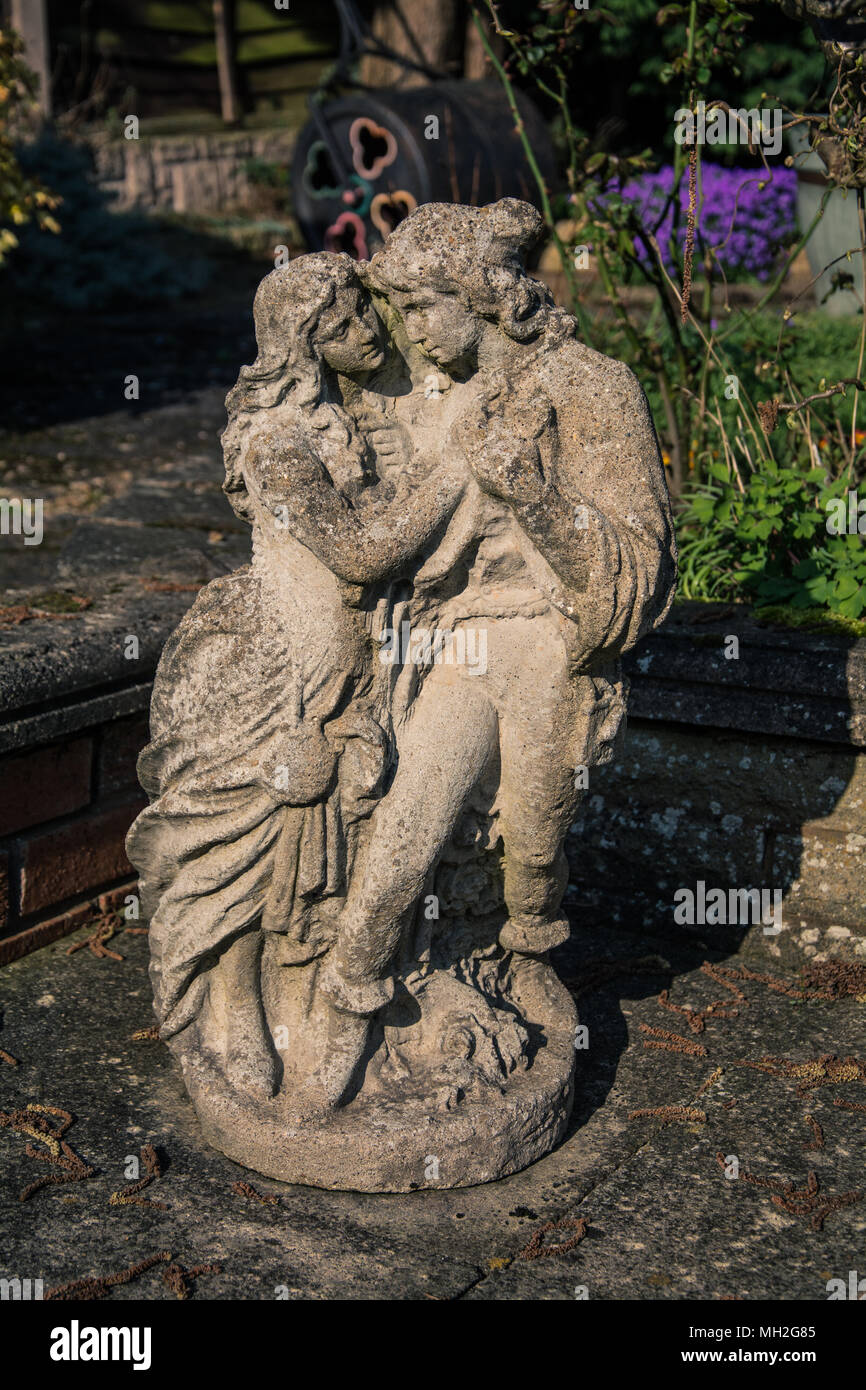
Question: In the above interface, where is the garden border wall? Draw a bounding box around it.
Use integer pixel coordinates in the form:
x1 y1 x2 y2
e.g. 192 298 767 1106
88 127 298 216
1 595 863 968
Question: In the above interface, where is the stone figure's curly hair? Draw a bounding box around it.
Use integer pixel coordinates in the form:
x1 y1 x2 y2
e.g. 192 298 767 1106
221 253 363 523
364 198 554 343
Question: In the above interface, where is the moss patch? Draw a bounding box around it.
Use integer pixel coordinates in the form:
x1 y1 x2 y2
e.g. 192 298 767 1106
27 590 91 614
753 605 866 640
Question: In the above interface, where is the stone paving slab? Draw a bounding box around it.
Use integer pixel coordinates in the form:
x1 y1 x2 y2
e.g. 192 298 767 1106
1 921 863 1301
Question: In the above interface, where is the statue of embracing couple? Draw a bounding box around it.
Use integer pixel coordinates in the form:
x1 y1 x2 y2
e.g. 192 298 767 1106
128 198 676 1190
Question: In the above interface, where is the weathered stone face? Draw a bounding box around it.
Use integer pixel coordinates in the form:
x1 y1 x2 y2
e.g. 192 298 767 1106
126 199 677 1191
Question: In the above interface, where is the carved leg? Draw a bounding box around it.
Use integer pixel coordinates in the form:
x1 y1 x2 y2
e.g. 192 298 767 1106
494 641 584 958
491 675 584 1027
219 929 278 1099
310 664 499 1107
329 664 498 988
498 853 572 955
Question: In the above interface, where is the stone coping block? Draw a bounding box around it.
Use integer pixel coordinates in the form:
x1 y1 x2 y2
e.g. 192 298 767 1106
3 595 863 757
624 603 866 748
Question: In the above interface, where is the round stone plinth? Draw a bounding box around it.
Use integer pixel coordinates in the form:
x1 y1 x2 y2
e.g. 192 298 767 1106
173 1023 576 1192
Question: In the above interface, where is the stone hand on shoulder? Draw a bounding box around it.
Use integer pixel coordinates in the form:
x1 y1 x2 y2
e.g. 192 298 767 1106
453 379 553 443
449 412 546 505
246 423 328 504
493 382 554 441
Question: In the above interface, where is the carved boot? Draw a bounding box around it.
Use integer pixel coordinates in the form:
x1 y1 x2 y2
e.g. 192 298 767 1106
303 961 395 1109
500 916 574 1022
499 914 570 956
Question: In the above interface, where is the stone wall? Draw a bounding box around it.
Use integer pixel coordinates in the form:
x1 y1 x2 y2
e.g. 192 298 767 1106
569 720 865 967
0 421 248 965
567 605 866 968
89 128 298 215
1 502 864 968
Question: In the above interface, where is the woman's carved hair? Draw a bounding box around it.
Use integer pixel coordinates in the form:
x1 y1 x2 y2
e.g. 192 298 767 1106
366 198 553 342
221 253 363 523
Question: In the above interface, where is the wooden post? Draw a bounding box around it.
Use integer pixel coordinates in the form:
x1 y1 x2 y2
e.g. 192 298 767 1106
10 0 51 117
213 0 241 125
362 0 462 89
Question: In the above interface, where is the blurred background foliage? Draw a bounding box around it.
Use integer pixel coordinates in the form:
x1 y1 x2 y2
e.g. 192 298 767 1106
492 0 825 165
0 27 60 264
12 133 212 308
1 0 864 623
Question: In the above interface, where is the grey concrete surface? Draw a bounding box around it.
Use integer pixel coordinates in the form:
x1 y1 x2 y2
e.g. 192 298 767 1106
1 918 863 1300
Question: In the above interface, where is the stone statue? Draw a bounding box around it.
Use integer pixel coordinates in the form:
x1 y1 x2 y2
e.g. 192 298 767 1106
127 199 676 1191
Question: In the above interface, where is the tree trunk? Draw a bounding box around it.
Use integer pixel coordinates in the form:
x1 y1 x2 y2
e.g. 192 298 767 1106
10 0 51 117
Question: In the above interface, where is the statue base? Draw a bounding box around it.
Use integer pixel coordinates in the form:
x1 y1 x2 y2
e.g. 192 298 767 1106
170 946 578 1192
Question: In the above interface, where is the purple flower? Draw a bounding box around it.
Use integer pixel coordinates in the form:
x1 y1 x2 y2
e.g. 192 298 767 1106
596 163 798 280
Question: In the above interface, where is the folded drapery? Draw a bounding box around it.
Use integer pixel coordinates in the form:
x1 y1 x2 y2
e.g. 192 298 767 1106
128 564 389 1039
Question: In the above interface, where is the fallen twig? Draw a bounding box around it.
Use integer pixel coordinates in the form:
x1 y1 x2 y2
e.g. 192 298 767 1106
715 1153 862 1231
231 1180 279 1207
66 915 124 962
629 1105 707 1124
109 1142 167 1211
45 1251 172 1301
639 1023 708 1058
0 1102 95 1201
519 1216 589 1260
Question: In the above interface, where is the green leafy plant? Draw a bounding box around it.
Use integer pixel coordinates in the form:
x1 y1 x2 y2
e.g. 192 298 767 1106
474 0 866 624
678 460 866 617
472 0 829 494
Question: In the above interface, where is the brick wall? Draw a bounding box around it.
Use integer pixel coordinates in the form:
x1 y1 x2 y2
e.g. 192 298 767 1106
0 715 147 965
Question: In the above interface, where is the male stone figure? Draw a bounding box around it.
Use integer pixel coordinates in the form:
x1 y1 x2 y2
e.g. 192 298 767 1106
129 199 676 1190
309 198 677 1107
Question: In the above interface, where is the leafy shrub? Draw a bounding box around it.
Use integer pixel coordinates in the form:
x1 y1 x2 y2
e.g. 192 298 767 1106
0 27 60 264
677 462 866 619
